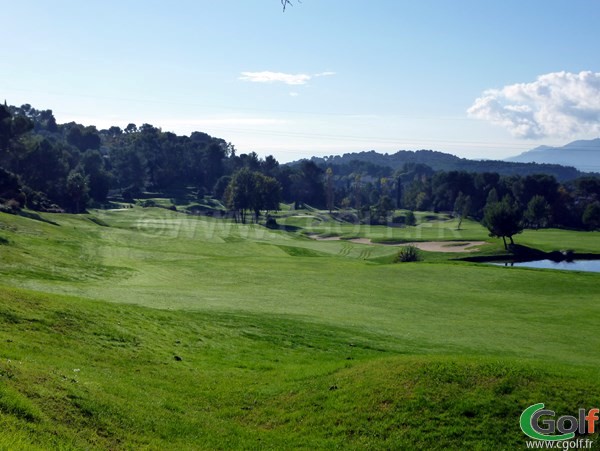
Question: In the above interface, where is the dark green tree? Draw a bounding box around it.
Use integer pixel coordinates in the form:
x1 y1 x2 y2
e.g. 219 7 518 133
454 192 472 230
524 195 551 229
482 196 523 249
225 168 256 224
374 195 394 224
405 210 416 226
0 104 33 169
252 173 281 221
582 201 600 230
225 169 281 223
82 150 111 202
291 160 324 209
326 168 334 213
65 171 89 213
396 176 403 208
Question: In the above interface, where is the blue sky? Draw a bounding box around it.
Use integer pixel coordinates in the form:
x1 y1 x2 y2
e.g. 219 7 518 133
2 0 600 162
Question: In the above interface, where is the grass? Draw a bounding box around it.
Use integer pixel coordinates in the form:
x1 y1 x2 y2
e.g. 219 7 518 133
1 207 600 449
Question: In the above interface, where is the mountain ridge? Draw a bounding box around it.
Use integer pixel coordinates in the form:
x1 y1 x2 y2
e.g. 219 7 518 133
506 138 600 172
298 149 593 181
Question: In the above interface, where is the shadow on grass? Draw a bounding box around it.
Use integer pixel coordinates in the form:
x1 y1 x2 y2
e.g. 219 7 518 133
268 224 302 232
18 211 60 226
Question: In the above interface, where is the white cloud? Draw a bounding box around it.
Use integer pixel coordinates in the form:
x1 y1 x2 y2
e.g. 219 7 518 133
467 71 600 139
239 70 335 86
314 71 336 77
289 91 300 97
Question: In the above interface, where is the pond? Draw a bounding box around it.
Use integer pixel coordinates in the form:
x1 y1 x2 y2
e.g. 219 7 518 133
490 259 600 273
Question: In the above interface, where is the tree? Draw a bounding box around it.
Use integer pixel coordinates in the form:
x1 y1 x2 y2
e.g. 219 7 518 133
290 160 324 209
582 201 600 230
396 177 403 208
252 173 281 221
482 196 523 250
0 167 25 208
374 195 394 224
225 169 281 223
405 210 417 226
524 195 551 229
20 139 69 200
82 150 111 202
353 174 362 210
225 168 254 223
111 147 147 191
214 175 232 201
326 167 334 213
486 188 499 205
454 192 472 230
0 104 33 168
65 171 89 213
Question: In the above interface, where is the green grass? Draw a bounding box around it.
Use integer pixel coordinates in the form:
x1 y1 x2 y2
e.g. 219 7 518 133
1 207 600 449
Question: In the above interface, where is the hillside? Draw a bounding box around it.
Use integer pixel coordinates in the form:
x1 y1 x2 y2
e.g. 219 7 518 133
506 138 600 172
305 149 586 181
1 207 600 448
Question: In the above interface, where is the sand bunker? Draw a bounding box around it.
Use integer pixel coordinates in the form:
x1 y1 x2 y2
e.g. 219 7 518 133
309 234 486 253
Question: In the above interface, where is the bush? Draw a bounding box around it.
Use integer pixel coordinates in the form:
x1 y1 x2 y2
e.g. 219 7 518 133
405 211 417 226
265 215 278 229
333 211 360 224
140 199 157 208
122 186 142 202
394 245 420 263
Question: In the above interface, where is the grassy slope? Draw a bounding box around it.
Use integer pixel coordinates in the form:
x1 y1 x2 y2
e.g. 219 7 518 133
1 208 600 449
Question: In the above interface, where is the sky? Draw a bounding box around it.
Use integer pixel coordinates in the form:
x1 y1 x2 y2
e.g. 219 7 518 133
2 0 600 162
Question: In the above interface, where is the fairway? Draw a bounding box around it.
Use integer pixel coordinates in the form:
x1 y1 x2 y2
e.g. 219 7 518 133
1 208 600 449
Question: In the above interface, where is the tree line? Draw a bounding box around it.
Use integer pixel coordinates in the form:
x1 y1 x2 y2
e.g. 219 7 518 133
0 102 599 232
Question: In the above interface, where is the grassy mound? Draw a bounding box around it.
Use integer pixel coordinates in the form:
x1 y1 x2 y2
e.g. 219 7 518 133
2 286 599 449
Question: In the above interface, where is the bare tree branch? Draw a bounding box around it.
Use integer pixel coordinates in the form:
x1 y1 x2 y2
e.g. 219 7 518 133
281 0 296 12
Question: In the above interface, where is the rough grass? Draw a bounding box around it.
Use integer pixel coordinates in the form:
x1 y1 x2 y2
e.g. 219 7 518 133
2 286 600 449
1 208 600 449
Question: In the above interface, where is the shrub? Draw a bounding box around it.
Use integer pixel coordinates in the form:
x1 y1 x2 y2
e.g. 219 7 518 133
140 199 157 208
265 215 278 229
405 211 417 226
122 186 141 202
394 245 420 263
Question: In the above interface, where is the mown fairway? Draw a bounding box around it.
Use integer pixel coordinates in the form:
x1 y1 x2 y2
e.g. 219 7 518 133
1 208 600 449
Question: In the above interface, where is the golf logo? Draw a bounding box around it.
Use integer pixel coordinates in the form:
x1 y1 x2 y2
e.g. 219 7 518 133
520 403 597 448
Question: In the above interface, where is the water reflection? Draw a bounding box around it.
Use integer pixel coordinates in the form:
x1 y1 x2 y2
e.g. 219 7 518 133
490 259 600 273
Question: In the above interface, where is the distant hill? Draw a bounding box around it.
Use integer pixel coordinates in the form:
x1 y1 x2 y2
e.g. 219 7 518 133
506 139 600 172
304 149 589 181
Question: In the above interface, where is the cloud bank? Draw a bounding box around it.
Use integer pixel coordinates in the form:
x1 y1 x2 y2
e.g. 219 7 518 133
467 71 600 139
239 70 335 86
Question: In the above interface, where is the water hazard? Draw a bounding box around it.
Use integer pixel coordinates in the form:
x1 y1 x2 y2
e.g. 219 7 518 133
490 259 600 273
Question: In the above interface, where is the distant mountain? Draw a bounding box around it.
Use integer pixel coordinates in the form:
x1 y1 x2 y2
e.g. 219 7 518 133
506 138 600 172
303 149 588 181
